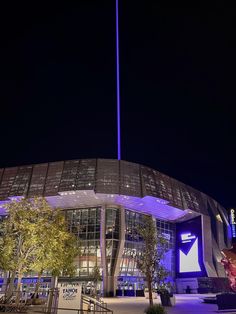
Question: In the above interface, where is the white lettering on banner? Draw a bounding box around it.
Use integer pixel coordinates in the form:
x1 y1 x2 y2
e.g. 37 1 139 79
181 233 196 243
230 209 235 224
58 283 81 314
230 209 236 238
62 288 78 300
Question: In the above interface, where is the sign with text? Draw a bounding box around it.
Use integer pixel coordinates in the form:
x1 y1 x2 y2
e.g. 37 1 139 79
176 216 206 278
229 208 236 242
57 282 81 314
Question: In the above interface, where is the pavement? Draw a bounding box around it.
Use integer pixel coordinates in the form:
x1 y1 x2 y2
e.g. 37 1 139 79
103 294 236 314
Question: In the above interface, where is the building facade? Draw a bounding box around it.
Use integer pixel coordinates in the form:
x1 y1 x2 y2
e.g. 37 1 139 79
0 159 232 295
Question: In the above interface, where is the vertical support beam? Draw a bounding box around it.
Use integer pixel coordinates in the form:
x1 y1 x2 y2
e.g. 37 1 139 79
116 0 121 160
112 206 125 296
100 206 107 296
105 206 125 296
201 215 218 277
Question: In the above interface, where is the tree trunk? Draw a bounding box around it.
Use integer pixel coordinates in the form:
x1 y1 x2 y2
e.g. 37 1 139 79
3 271 9 296
33 271 43 303
47 276 58 313
6 270 16 301
15 272 23 305
147 277 153 306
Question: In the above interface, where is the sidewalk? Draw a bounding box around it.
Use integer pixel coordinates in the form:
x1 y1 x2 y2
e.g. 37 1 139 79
104 294 236 314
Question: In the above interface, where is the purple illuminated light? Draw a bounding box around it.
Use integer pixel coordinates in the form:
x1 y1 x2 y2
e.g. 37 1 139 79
116 0 121 160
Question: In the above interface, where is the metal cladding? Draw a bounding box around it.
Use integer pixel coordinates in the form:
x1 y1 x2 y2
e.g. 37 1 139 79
0 158 223 215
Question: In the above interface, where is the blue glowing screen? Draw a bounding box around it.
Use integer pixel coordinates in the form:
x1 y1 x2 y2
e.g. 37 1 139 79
176 216 206 278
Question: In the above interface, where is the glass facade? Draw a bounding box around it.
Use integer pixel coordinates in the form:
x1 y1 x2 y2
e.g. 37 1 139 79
65 207 101 277
119 210 145 291
156 219 175 280
117 210 176 291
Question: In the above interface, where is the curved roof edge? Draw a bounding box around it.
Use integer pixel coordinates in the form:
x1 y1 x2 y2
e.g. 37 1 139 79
0 158 227 218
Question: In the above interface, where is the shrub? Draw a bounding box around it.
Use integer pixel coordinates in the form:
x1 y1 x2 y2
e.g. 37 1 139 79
145 304 167 314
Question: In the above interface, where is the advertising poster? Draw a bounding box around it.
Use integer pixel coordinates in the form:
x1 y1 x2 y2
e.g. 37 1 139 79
176 216 206 278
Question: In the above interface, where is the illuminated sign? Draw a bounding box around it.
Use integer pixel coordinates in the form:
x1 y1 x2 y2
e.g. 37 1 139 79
181 233 196 243
58 282 81 314
230 209 236 240
179 236 201 273
162 232 171 241
176 216 206 278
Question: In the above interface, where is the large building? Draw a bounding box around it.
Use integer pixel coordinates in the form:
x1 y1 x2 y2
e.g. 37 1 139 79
0 158 232 296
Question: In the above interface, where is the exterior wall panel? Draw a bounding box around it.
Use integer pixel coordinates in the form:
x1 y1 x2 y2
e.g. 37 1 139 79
44 162 64 196
76 159 96 190
28 163 48 197
120 161 141 197
96 159 119 194
9 166 32 197
0 167 18 200
59 160 79 192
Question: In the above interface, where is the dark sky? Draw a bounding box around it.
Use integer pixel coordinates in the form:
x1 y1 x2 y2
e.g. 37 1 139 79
0 1 235 208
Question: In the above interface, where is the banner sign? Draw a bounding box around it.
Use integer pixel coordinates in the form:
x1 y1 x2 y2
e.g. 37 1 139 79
229 208 236 242
57 282 81 314
176 216 206 278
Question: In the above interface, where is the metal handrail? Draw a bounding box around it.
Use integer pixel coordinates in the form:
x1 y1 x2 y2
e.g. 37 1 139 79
0 291 113 314
28 306 113 313
82 294 107 306
81 294 112 313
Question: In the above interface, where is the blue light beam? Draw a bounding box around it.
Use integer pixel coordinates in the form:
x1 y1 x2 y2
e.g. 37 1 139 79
116 0 121 160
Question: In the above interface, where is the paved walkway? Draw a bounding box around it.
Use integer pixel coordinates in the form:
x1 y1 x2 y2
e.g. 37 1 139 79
103 294 236 314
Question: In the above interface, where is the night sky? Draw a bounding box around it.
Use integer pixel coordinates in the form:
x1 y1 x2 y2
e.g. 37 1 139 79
0 2 235 208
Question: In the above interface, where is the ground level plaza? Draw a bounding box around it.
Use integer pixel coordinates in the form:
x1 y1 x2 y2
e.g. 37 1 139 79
102 294 232 314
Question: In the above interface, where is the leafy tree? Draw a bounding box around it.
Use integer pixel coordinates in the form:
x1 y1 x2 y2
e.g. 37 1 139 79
0 232 16 295
30 201 79 298
1 198 45 303
0 197 79 304
137 215 168 306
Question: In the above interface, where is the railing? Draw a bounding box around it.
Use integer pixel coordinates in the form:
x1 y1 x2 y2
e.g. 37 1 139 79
30 308 113 314
81 294 112 314
0 305 113 314
0 303 28 312
27 306 113 314
0 291 113 314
